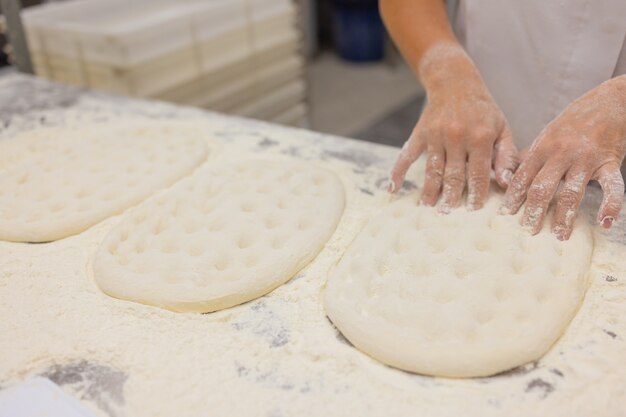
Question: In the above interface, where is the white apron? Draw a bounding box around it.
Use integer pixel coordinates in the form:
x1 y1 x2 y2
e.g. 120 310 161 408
453 0 626 150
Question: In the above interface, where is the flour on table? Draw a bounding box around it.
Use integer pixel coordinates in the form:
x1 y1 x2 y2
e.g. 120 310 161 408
324 194 594 377
2 90 625 417
0 122 209 242
92 158 346 313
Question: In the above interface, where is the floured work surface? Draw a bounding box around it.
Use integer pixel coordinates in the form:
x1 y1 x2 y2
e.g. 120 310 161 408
93 158 345 313
0 122 209 242
325 194 594 378
1 74 626 417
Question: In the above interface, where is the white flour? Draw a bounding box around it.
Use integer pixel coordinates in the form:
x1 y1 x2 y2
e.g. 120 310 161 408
1 110 626 417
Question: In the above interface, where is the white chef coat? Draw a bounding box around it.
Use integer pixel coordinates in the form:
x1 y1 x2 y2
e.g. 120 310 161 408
452 0 626 150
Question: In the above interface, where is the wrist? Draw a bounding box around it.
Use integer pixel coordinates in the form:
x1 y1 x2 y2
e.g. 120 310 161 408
611 74 626 97
418 43 484 96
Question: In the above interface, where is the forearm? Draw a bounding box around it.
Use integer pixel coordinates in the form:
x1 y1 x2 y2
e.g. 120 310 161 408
380 0 480 93
380 0 454 65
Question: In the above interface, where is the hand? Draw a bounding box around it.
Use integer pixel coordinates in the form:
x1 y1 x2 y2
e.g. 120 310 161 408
388 44 518 212
501 75 626 240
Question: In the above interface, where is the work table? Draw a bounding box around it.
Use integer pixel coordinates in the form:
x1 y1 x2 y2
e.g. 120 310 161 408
0 73 625 417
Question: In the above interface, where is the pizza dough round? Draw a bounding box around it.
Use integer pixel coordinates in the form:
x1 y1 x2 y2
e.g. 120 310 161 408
92 158 345 313
0 122 209 242
324 194 594 378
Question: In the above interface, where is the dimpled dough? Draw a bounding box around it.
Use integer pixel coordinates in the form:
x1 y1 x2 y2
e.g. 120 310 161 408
0 123 209 242
324 194 594 378
92 158 345 313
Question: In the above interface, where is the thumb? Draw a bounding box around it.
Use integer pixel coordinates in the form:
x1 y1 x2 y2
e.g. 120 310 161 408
389 125 425 193
595 162 624 228
493 123 519 189
518 147 530 162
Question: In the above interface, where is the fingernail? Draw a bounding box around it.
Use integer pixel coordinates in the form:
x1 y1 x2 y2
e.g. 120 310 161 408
498 205 511 215
601 216 614 228
521 222 534 234
387 180 395 193
502 169 513 184
552 224 568 241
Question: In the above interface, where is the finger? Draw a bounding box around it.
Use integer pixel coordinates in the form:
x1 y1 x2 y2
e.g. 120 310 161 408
521 163 566 234
552 167 590 240
493 124 519 189
467 145 492 210
594 162 624 229
501 153 544 215
388 125 426 193
518 147 530 162
439 148 466 214
420 144 445 206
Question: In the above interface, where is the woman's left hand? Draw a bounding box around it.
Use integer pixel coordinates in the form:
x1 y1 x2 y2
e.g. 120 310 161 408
501 75 626 240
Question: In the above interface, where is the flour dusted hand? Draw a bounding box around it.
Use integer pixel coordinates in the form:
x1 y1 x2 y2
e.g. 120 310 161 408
502 75 626 240
388 44 518 212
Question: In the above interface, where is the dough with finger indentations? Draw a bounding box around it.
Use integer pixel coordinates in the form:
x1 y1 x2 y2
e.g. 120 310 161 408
324 194 593 377
0 122 209 242
93 158 345 313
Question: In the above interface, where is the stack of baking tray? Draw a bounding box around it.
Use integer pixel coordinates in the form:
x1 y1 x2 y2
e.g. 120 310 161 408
22 0 307 127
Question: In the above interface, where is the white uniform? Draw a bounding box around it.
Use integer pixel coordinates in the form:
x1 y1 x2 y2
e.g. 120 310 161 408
453 0 626 149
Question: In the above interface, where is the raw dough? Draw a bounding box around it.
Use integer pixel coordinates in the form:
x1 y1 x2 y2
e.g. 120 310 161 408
92 158 345 313
324 194 594 378
0 122 209 242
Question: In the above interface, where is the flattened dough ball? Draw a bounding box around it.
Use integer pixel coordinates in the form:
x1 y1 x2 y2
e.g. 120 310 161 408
0 123 209 242
93 158 345 313
324 194 594 378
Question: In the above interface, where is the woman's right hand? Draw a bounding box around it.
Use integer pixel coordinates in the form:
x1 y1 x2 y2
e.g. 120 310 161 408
389 44 519 212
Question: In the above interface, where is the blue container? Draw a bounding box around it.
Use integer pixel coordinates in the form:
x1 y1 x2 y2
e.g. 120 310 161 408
332 0 385 62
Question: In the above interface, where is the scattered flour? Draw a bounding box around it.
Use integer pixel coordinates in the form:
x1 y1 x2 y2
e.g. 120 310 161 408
1 113 626 417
